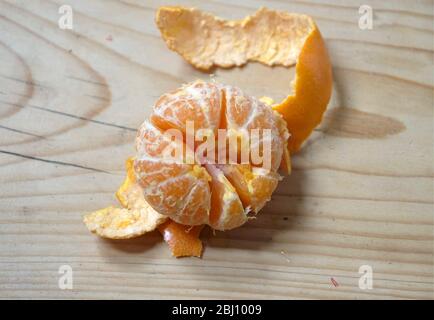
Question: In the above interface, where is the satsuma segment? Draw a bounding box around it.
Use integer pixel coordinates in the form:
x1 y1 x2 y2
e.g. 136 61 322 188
151 81 222 133
205 164 247 231
218 164 281 213
134 120 212 227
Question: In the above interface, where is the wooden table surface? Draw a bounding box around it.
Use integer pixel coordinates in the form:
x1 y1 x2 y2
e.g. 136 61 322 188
1 0 433 299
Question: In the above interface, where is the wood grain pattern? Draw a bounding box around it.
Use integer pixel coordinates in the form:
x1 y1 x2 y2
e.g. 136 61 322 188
0 0 433 299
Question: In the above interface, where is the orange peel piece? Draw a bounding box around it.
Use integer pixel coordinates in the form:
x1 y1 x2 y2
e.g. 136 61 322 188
83 205 166 239
158 221 204 258
156 6 332 152
116 157 142 209
84 157 167 239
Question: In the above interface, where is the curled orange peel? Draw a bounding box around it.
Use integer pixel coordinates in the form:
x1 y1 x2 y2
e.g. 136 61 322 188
156 6 333 152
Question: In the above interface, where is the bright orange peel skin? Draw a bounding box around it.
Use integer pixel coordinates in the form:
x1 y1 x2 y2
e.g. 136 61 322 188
158 221 204 258
156 6 333 152
273 27 333 152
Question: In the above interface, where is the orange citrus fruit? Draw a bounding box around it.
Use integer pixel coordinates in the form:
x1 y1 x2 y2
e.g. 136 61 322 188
134 80 289 231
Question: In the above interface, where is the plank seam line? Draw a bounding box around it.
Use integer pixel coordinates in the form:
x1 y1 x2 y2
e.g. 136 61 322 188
0 149 109 173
